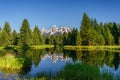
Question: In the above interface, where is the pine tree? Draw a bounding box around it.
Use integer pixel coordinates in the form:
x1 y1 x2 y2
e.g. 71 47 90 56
19 19 33 46
0 27 2 31
3 22 12 45
80 12 91 45
54 35 62 46
98 22 104 34
45 37 50 44
92 18 98 30
0 31 8 46
33 26 43 45
107 22 113 31
87 28 98 45
103 24 114 45
96 34 105 45
91 19 105 45
76 32 81 46
63 32 68 45
3 22 11 35
70 28 79 45
67 32 72 45
111 23 119 45
49 35 55 45
118 37 120 45
12 30 18 45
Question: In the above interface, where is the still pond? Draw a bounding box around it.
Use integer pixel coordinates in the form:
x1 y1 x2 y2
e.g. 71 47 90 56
0 48 120 79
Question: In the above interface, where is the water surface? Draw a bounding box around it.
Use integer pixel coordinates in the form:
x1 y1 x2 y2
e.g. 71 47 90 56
0 49 120 79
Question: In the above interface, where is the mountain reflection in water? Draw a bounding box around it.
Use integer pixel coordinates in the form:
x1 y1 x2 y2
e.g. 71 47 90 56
29 53 73 77
0 49 120 79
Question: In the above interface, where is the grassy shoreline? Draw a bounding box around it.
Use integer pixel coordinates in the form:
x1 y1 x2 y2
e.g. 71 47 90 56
0 45 54 50
31 45 54 49
28 63 117 80
0 54 25 70
64 45 120 50
1 45 120 50
0 46 5 50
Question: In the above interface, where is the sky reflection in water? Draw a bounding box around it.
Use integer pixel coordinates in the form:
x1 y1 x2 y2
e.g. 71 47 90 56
100 64 120 79
0 49 120 79
28 53 73 77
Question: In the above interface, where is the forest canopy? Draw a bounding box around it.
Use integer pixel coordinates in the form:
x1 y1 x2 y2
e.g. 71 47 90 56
0 13 120 46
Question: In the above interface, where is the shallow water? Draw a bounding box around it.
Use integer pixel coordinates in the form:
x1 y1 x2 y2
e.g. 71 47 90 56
0 49 120 79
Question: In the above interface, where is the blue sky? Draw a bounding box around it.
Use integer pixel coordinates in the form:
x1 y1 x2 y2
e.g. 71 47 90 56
0 0 120 31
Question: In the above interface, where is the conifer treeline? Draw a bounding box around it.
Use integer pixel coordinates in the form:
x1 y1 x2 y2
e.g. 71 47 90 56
63 13 120 46
0 13 120 46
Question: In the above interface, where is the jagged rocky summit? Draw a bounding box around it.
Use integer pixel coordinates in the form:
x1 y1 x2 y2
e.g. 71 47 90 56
41 25 71 36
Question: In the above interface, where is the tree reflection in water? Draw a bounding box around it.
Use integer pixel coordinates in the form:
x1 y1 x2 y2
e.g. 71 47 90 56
0 48 120 79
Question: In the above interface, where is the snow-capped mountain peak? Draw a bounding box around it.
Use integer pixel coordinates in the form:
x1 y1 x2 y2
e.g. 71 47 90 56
41 25 71 36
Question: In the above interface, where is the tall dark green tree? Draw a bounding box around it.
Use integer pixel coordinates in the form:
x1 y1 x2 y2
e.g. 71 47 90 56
63 28 81 46
3 22 11 35
70 28 79 45
19 19 33 46
80 13 91 45
107 22 113 31
97 34 105 45
3 22 12 45
12 30 18 45
0 27 2 31
33 26 43 45
98 22 104 34
49 35 55 45
76 32 81 46
111 23 119 45
87 27 98 45
63 32 68 45
118 37 120 45
45 37 50 44
91 18 98 31
67 32 72 45
0 31 8 46
118 24 120 35
54 35 63 46
95 22 105 45
103 24 114 45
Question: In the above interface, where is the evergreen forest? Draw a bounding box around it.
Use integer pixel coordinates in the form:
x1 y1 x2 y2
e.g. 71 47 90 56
0 12 120 47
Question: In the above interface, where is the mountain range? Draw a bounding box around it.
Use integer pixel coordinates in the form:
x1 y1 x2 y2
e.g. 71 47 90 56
41 25 71 36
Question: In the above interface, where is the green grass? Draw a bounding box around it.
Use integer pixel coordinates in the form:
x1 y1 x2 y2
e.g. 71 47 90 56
58 63 118 80
0 54 25 70
0 45 54 54
28 77 46 80
1 45 120 51
0 46 5 50
57 63 100 80
27 63 118 80
64 45 120 51
0 45 54 50
31 45 54 49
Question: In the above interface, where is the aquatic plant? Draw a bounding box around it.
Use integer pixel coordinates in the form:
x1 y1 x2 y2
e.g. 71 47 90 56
0 53 31 72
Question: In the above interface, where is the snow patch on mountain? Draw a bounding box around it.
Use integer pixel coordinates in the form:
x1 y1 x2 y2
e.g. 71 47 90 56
41 25 71 36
